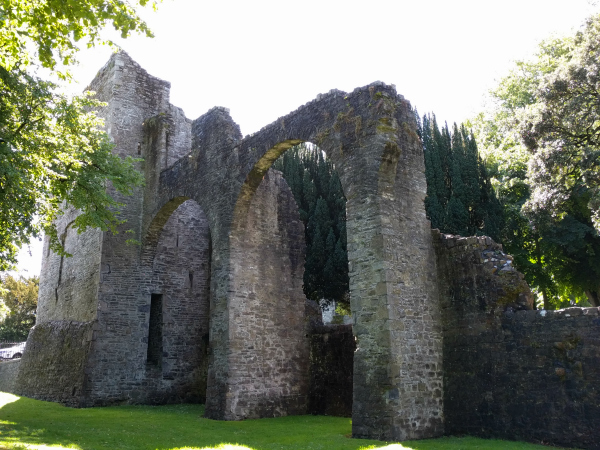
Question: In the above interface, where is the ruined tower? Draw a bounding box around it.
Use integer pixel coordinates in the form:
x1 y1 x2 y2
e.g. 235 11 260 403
16 51 445 441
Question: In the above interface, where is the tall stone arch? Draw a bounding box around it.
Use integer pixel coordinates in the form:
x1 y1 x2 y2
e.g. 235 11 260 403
18 51 443 441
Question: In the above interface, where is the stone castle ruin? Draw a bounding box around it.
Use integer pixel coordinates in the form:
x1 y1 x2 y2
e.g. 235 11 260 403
5 52 599 448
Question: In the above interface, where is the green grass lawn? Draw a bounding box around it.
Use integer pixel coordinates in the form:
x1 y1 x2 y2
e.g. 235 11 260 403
0 393 571 450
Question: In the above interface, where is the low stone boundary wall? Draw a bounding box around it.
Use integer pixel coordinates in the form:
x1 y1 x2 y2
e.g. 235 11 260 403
0 359 21 393
308 323 354 417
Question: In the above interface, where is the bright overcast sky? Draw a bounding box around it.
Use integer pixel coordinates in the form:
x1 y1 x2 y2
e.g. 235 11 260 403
14 0 600 276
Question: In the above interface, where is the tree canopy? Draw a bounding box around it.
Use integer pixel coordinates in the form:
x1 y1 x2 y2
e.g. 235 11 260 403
0 274 38 341
1 0 157 72
0 0 156 270
520 15 600 233
471 14 600 309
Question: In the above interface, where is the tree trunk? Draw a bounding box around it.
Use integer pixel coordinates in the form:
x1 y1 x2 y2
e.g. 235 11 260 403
535 236 552 310
584 290 600 307
542 290 551 311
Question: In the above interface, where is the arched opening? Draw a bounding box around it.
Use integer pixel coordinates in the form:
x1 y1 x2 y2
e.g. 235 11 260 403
227 141 352 419
272 143 353 417
272 143 350 321
143 199 211 404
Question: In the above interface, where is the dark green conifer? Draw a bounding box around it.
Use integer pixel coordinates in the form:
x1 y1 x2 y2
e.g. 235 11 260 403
325 228 336 257
420 114 503 239
421 114 447 229
431 115 451 209
273 143 350 307
309 197 332 237
304 225 326 300
301 170 316 220
425 194 446 230
445 196 469 236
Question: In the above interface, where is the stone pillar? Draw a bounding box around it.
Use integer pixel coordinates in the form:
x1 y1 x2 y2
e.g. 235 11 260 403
346 109 443 441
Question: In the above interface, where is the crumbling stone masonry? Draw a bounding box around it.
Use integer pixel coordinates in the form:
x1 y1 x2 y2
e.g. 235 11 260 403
15 51 444 441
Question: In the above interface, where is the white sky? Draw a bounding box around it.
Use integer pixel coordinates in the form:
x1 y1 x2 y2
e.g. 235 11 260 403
13 0 599 276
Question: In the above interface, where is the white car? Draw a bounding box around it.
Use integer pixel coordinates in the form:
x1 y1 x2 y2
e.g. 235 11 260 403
0 342 26 359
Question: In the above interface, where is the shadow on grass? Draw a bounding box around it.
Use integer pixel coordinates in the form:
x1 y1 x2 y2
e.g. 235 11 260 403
0 393 562 450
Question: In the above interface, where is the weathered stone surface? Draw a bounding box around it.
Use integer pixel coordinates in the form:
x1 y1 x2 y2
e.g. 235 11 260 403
37 209 102 323
436 231 600 450
18 51 444 441
224 169 309 419
0 360 21 393
9 51 600 447
15 321 94 407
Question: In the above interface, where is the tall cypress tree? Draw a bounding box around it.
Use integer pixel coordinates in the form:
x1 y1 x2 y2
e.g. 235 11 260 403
439 122 453 206
479 158 504 241
461 127 483 234
421 113 446 229
273 143 349 307
418 113 502 240
430 116 452 208
446 123 470 235
301 170 316 220
305 224 326 300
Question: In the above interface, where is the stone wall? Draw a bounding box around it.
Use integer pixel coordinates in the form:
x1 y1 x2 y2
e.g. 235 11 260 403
145 199 211 403
225 169 309 419
364 115 443 440
308 323 354 417
16 47 596 445
17 52 205 407
145 69 444 438
37 209 102 323
0 360 21 393
435 231 600 450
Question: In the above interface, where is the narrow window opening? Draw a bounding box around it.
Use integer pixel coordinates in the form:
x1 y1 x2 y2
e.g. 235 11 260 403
188 270 194 292
147 293 163 367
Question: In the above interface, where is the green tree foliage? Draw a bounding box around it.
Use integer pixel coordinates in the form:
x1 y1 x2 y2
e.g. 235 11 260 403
470 14 600 309
273 144 349 307
1 0 157 72
521 15 600 233
0 67 144 269
0 0 155 270
0 274 38 341
417 113 503 240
